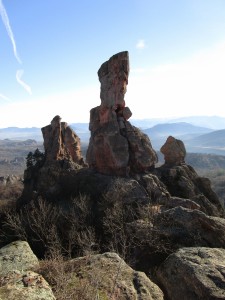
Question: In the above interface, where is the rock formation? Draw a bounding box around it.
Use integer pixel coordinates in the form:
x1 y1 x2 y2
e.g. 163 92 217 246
153 162 224 217
86 51 157 176
161 135 186 166
19 116 86 203
154 206 225 248
42 115 85 166
12 51 225 300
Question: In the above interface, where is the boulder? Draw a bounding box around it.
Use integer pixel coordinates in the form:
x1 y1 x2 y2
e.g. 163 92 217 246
156 247 225 300
0 270 56 300
160 136 186 166
87 51 157 175
0 241 55 300
0 241 39 275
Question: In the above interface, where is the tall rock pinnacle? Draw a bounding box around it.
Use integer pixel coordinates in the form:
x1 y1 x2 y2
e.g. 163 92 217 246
86 51 157 176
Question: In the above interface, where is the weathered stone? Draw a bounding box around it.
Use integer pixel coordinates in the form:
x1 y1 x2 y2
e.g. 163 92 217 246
87 52 158 175
156 247 225 300
161 136 186 166
42 115 85 166
0 241 39 276
98 51 129 109
0 270 55 300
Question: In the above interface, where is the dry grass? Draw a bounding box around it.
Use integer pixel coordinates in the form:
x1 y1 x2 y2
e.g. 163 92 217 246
35 253 121 300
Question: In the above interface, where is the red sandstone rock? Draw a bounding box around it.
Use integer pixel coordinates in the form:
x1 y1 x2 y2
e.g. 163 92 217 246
86 52 157 175
98 51 129 110
42 115 84 165
161 136 186 166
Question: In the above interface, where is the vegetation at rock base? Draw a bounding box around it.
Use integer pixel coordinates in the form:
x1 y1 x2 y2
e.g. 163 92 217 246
0 141 225 299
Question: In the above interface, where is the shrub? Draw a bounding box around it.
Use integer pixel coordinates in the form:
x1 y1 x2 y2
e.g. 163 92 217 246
0 194 98 258
26 148 45 169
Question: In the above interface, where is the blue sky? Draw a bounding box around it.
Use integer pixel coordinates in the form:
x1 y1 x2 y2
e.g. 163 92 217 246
1 0 225 127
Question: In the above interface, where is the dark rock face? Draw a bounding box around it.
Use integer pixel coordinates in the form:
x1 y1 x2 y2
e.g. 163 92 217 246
86 51 157 176
153 163 224 217
154 206 225 248
156 247 225 300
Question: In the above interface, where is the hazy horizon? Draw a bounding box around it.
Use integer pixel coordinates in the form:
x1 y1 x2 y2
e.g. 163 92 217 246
1 115 225 130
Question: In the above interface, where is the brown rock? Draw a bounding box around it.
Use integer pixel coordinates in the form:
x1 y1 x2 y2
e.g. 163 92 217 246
41 115 85 165
98 51 129 110
86 52 157 175
161 136 186 166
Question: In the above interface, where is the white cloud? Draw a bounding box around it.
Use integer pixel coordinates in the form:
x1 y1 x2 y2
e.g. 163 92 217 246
0 93 11 102
0 0 22 64
16 70 32 95
136 39 146 49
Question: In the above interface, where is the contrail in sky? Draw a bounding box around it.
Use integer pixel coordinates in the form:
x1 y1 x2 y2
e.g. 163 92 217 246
0 93 11 101
0 0 22 64
16 70 32 95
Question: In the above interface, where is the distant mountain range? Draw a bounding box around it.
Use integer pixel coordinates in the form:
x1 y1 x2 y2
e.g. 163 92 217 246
1 116 225 156
141 122 225 155
143 122 213 137
0 127 42 141
131 115 225 130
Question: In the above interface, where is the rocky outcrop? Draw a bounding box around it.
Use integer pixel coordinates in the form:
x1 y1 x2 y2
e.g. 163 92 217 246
42 115 85 166
0 241 55 300
86 51 157 176
154 206 225 248
156 247 225 300
161 136 186 166
153 163 224 217
19 116 87 203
